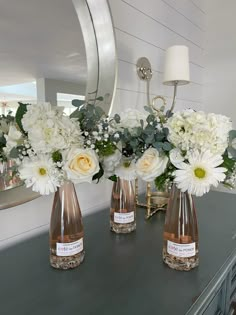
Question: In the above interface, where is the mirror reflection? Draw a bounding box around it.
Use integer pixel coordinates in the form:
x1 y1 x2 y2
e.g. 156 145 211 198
0 0 88 192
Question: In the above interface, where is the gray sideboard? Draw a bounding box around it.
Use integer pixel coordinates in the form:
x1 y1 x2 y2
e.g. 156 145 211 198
1 191 236 314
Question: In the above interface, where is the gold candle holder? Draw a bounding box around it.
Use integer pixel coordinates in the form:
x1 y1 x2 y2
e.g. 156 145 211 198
135 178 169 219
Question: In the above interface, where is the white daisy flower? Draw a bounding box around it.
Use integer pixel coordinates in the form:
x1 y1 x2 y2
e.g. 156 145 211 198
102 149 122 178
174 150 227 197
19 155 62 195
115 159 137 181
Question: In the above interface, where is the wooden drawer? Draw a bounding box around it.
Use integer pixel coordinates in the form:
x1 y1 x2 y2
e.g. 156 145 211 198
203 287 224 315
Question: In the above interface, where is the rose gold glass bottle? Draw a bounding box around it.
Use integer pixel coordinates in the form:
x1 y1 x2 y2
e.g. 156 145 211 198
110 177 136 233
163 184 199 271
50 181 85 270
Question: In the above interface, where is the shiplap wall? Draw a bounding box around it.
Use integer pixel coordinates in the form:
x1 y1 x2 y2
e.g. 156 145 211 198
109 0 205 114
0 0 205 249
204 0 236 127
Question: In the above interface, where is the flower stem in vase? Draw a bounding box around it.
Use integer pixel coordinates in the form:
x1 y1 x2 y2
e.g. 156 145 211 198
163 184 199 271
110 177 136 234
50 181 85 270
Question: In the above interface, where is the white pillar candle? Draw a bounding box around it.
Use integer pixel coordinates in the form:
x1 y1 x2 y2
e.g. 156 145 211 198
163 45 190 86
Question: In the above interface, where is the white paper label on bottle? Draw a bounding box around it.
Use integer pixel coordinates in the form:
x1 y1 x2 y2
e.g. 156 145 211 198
114 212 134 224
56 238 83 257
167 240 196 258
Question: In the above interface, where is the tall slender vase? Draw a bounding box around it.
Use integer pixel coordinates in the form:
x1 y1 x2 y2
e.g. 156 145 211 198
50 181 85 270
110 177 136 234
163 184 199 271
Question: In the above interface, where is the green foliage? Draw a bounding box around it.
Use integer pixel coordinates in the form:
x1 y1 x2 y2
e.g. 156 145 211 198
113 114 120 123
71 101 106 132
72 99 85 108
221 153 236 175
113 111 171 158
95 140 116 157
15 102 28 134
92 163 104 183
52 150 62 163
144 106 153 114
108 175 117 182
154 163 174 191
9 146 24 159
228 129 236 158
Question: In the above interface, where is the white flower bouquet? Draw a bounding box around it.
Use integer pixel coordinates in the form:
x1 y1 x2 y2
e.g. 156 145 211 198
104 106 236 197
6 102 103 195
0 111 16 161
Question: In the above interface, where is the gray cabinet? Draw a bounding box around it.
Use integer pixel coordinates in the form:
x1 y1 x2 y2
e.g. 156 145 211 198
1 191 236 315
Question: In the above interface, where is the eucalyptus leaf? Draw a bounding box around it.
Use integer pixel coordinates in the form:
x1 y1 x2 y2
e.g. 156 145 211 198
228 148 236 159
69 108 81 119
72 99 85 108
95 106 105 119
162 142 172 151
9 147 20 159
114 114 120 123
144 106 153 114
153 142 163 149
146 115 155 123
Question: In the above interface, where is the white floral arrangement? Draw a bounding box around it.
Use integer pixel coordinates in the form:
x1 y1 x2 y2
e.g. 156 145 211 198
6 102 103 195
104 107 236 197
5 100 236 198
0 111 15 161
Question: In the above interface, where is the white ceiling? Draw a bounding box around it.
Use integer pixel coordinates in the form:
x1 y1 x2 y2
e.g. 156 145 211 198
0 0 87 87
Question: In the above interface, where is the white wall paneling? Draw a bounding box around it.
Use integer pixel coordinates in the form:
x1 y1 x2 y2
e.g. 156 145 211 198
109 0 204 66
161 0 205 31
110 0 205 117
203 0 236 127
122 0 204 47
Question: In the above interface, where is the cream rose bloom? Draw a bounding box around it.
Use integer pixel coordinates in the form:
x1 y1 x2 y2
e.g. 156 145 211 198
136 148 168 182
64 148 100 184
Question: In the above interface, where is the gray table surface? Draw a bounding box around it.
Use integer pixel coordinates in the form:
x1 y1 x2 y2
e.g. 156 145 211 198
1 191 236 315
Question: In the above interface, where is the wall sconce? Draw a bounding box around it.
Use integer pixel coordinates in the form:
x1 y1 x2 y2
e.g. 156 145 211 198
163 45 190 114
136 57 153 106
135 46 190 219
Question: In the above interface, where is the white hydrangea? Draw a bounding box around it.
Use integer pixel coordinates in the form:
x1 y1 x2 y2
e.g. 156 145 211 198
114 109 148 135
22 103 83 154
167 110 232 155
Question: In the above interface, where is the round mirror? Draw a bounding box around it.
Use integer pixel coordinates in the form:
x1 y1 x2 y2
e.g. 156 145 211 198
0 0 117 209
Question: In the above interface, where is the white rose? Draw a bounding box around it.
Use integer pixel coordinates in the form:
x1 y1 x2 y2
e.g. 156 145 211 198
64 148 100 184
4 124 23 154
136 148 168 182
